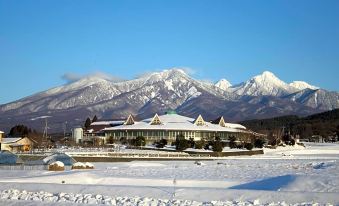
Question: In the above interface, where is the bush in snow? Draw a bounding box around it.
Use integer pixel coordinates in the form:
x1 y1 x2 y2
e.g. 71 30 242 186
175 134 189 151
48 161 64 171
254 138 265 148
134 136 146 147
155 139 168 148
188 138 195 148
212 140 223 152
194 139 206 149
244 143 254 150
229 136 237 149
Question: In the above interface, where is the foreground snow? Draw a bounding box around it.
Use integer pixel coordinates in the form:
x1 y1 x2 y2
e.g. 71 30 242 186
0 189 332 206
0 143 338 205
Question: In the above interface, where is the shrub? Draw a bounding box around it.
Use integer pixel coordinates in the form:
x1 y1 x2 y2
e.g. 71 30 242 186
229 136 237 149
160 138 168 146
195 139 206 149
119 137 128 145
236 144 244 149
244 143 254 150
254 139 265 148
188 138 195 148
135 136 146 146
289 139 296 146
175 134 189 151
155 139 168 148
212 140 223 152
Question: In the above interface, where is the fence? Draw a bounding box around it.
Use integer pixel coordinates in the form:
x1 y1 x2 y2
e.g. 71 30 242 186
0 164 72 171
0 164 48 171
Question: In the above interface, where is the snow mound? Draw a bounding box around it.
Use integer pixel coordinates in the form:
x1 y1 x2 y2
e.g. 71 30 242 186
128 162 165 168
85 162 94 169
309 161 336 170
49 161 64 167
73 162 85 167
0 188 332 206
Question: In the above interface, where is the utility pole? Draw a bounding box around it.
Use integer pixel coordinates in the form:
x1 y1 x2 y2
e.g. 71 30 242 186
63 121 67 138
43 118 48 139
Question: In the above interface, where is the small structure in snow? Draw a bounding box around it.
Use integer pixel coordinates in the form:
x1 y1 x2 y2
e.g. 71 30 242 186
0 137 35 152
48 161 65 171
0 150 24 165
43 153 76 166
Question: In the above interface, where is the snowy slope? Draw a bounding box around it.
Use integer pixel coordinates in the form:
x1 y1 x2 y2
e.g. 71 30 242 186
289 81 319 90
283 89 339 110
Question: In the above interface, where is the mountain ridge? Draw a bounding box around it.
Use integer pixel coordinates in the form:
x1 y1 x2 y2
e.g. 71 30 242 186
0 68 338 132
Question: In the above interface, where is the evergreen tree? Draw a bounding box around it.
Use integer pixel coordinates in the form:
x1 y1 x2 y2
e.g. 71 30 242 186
254 138 265 148
195 139 206 149
244 142 254 150
135 136 146 146
84 117 91 129
92 115 98 122
9 125 30 137
175 134 189 151
212 140 223 152
228 136 237 149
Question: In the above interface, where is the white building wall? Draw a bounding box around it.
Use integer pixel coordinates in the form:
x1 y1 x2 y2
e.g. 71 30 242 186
72 127 83 144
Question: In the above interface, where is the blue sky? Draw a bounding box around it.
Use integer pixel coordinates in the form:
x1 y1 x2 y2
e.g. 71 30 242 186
0 0 338 104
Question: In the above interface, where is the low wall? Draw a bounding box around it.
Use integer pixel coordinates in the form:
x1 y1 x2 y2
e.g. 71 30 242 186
185 149 264 157
18 155 46 161
17 149 264 163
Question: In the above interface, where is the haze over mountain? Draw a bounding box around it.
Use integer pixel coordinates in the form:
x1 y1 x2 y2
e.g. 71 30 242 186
0 68 338 132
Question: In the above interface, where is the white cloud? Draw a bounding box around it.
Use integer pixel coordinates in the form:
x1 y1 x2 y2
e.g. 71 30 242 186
61 71 124 83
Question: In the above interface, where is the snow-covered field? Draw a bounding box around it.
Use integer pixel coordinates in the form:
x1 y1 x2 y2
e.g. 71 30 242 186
0 142 339 205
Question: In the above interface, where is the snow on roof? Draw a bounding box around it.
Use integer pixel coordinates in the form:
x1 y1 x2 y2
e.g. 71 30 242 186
50 161 64 167
43 153 77 166
0 151 23 164
103 114 247 133
1 137 22 144
91 120 125 126
73 162 85 167
9 143 24 147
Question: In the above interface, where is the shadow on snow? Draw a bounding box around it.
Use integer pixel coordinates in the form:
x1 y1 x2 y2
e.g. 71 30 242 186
229 175 296 191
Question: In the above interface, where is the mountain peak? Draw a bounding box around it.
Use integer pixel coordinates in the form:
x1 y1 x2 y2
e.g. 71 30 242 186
230 70 297 96
289 81 319 90
254 71 280 81
215 79 232 90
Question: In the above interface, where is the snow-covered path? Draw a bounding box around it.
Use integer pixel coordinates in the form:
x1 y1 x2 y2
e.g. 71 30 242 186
0 143 338 205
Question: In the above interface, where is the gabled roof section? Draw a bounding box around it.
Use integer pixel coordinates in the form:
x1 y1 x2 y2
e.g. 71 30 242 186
211 116 226 127
1 137 22 144
124 114 135 125
150 113 162 125
194 114 205 126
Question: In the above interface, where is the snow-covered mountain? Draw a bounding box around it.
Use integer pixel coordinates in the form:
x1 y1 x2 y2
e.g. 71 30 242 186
0 68 337 132
289 81 319 90
284 89 339 110
215 79 232 90
229 71 298 96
